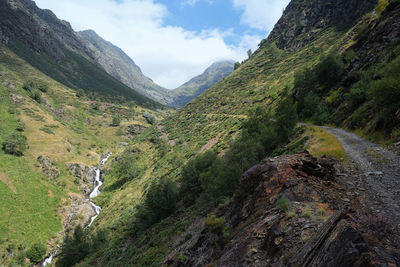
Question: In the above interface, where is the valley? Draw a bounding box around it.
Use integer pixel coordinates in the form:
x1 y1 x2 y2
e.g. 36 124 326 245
0 0 399 266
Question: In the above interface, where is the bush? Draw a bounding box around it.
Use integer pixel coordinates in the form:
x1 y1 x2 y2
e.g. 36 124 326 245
1 132 28 156
143 113 156 125
111 115 121 126
108 153 144 190
276 197 291 212
16 120 26 132
26 243 46 264
135 178 178 231
23 79 48 93
29 89 42 103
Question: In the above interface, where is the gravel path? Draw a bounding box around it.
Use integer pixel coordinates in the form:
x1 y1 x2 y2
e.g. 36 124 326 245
321 126 400 225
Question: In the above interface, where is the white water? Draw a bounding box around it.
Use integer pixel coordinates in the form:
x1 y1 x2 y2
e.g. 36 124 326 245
42 153 111 266
42 253 53 266
89 168 102 198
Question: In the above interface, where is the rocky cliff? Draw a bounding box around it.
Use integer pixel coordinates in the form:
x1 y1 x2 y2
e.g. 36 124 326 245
0 0 162 106
263 0 377 50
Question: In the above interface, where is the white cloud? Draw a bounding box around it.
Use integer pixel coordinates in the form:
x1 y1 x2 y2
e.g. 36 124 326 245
34 0 248 89
34 0 287 89
233 0 290 30
182 0 214 6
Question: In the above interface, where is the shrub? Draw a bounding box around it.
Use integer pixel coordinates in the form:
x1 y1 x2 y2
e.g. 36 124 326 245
16 120 26 132
205 213 226 232
39 126 55 134
143 113 156 125
111 115 121 126
1 132 28 156
108 153 143 190
26 243 46 264
29 89 42 103
276 197 291 212
23 79 48 93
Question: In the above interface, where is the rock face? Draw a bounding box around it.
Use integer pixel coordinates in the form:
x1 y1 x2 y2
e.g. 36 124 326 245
0 0 91 61
164 152 399 266
37 155 60 180
67 163 96 195
78 30 172 105
262 0 377 51
0 0 160 106
170 60 235 108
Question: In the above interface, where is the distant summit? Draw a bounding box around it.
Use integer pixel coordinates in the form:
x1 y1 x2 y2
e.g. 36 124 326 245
170 60 235 108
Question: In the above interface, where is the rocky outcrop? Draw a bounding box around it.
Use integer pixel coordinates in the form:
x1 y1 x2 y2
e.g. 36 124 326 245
124 124 148 137
164 152 399 266
0 0 92 61
67 163 96 195
37 155 60 180
262 0 377 51
346 1 400 73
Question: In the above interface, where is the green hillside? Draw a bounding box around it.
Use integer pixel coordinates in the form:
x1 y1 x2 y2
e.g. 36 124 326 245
1 0 400 266
63 1 400 266
0 43 169 266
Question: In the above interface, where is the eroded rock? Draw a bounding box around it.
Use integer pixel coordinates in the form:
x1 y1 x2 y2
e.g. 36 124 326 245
37 155 60 180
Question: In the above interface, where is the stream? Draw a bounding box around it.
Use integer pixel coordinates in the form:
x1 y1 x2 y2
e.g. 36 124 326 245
42 152 112 266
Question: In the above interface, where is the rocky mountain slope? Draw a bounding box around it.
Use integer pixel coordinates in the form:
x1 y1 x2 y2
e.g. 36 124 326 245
1 0 400 266
77 30 234 108
78 30 173 105
169 60 235 108
0 0 162 107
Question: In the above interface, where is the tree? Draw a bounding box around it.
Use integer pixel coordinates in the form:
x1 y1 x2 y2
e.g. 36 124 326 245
135 178 178 231
26 243 46 264
247 49 253 58
2 132 28 156
57 225 90 267
234 62 241 70
179 150 217 204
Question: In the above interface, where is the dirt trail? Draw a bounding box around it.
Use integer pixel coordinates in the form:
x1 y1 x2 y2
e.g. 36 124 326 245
320 126 400 226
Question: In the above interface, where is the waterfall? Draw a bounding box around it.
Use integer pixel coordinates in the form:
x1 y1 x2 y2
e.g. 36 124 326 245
42 152 112 266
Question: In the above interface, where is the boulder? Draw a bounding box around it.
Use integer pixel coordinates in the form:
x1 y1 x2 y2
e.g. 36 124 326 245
67 163 96 195
37 155 60 180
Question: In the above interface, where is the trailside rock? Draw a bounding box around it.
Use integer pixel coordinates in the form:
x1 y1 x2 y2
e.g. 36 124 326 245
37 155 60 180
163 152 399 266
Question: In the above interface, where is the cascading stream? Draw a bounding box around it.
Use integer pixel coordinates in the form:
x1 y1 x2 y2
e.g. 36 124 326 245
42 152 112 266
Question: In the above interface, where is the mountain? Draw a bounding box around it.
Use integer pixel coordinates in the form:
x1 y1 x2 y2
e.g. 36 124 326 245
61 0 399 265
170 60 235 108
78 30 173 105
1 0 400 266
0 0 162 107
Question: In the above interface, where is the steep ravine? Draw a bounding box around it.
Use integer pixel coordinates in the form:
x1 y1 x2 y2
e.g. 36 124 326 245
42 153 112 266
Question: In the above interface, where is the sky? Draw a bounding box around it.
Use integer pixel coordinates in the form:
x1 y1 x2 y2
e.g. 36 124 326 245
34 0 290 89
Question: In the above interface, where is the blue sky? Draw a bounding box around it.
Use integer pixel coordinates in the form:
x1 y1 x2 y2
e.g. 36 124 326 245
34 0 290 88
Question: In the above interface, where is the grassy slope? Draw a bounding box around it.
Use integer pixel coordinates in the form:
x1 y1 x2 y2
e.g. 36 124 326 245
7 38 163 108
0 43 168 265
77 28 353 266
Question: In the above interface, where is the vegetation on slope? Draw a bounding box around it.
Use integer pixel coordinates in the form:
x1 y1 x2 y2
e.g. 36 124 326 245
0 43 169 266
